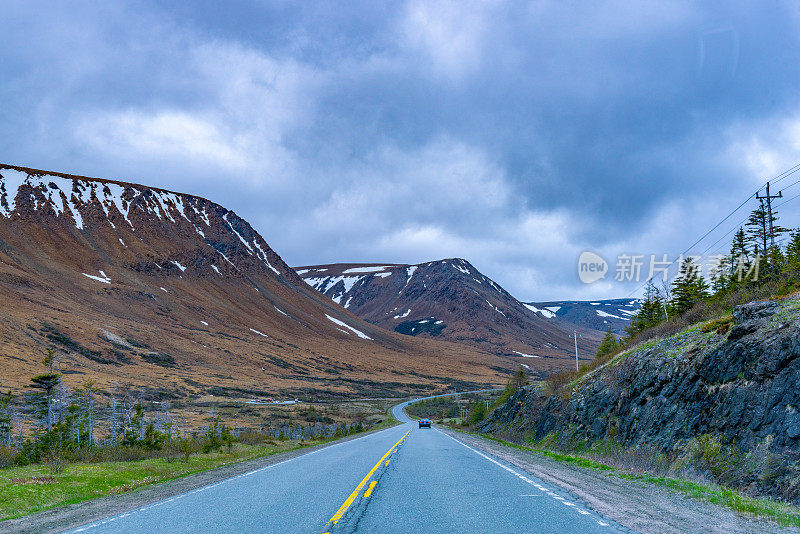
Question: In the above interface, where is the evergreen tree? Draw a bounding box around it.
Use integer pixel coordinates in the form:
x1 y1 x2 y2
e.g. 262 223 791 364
745 203 788 276
746 204 770 256
730 228 749 261
710 255 731 293
630 280 664 333
787 229 800 269
670 257 709 315
595 328 621 358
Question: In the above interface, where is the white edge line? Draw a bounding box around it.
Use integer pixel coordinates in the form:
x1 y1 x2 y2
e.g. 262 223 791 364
437 429 610 528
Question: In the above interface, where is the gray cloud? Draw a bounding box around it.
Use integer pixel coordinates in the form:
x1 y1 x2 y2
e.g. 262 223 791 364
2 1 799 300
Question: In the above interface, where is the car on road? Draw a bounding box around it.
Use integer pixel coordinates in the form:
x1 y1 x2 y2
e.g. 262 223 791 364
418 419 431 428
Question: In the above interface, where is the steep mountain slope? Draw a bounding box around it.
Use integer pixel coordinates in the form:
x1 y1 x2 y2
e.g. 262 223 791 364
523 299 642 335
0 164 509 399
297 259 603 374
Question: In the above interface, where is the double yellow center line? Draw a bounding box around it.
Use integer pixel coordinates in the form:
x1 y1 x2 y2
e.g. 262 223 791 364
322 429 410 533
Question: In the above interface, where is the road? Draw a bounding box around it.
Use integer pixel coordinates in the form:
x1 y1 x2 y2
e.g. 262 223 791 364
66 396 624 533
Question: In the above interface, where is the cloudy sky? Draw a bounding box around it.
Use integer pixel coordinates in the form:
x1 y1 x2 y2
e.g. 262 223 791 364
2 1 800 300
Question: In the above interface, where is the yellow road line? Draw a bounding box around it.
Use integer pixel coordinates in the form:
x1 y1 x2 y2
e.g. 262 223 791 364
363 480 378 499
385 459 390 467
325 429 410 529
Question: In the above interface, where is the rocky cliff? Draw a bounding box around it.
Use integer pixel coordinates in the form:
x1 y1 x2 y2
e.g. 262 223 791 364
481 297 800 501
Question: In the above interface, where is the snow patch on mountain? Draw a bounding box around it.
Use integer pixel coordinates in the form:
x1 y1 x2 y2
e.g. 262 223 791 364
325 314 372 340
523 303 557 318
343 266 392 274
82 270 111 284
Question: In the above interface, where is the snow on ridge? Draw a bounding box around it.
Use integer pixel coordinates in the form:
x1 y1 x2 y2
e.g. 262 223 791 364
82 270 111 284
393 308 411 319
211 265 222 276
223 213 254 255
342 265 392 274
374 272 391 278
325 314 372 340
306 275 363 296
171 261 187 272
296 269 310 275
0 169 30 216
452 262 471 275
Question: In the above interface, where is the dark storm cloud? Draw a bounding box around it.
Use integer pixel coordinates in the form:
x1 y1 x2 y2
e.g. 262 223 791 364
1 1 799 300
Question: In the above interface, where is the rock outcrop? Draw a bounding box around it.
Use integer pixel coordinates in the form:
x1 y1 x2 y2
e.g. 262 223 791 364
481 297 800 501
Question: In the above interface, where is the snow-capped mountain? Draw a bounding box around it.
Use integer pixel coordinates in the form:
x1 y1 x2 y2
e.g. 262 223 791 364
297 259 604 374
523 299 642 335
0 164 507 397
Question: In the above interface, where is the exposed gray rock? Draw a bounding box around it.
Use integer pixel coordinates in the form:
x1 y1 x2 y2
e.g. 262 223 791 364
480 298 800 502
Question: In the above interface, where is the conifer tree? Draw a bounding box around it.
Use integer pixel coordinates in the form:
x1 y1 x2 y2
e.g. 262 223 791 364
670 257 709 315
595 328 620 358
631 280 664 332
787 229 800 269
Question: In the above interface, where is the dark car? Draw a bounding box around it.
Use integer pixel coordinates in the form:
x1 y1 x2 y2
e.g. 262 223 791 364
418 419 431 428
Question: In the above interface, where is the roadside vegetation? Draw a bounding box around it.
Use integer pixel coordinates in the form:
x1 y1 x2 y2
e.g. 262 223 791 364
0 357 398 522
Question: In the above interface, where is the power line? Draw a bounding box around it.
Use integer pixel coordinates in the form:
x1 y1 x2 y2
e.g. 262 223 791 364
769 162 800 186
702 190 800 255
622 161 800 297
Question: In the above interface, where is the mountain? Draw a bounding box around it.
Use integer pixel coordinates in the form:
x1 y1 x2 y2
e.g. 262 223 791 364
0 164 509 399
296 259 603 374
523 298 642 335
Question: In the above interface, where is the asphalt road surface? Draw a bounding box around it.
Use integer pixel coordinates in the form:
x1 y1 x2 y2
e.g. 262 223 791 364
66 396 625 533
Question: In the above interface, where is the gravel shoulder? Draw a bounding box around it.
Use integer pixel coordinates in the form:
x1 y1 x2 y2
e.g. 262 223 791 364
441 427 798 534
0 427 394 534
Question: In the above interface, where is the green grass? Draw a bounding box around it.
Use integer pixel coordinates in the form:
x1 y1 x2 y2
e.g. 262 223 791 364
0 441 303 520
0 413 401 521
450 429 800 527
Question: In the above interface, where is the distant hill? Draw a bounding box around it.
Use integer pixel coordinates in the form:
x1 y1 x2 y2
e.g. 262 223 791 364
297 259 604 375
0 164 508 399
523 298 642 335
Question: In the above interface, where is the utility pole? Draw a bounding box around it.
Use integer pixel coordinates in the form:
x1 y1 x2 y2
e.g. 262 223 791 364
757 181 783 249
571 330 582 371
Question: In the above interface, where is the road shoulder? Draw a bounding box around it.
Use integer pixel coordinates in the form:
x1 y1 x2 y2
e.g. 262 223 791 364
439 427 796 534
1 426 397 534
